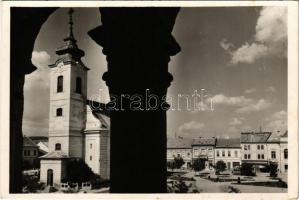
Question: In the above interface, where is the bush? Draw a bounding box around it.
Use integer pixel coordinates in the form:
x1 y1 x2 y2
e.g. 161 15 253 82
240 163 255 176
62 159 94 184
269 162 278 177
173 180 189 193
192 158 207 172
89 173 110 189
22 174 45 193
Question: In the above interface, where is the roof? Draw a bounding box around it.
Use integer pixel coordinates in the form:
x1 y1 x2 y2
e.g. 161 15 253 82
39 151 69 160
241 132 272 143
215 138 240 148
167 138 193 149
37 141 49 154
23 136 38 147
192 138 216 146
86 100 110 117
281 131 288 137
29 136 48 144
85 104 110 132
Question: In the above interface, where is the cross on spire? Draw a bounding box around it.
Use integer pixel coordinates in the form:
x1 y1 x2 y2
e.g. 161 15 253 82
68 8 74 39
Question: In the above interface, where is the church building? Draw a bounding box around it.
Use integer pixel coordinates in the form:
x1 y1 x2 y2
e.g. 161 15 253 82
39 8 110 186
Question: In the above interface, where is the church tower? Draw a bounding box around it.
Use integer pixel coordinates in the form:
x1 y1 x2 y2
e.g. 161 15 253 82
48 8 88 158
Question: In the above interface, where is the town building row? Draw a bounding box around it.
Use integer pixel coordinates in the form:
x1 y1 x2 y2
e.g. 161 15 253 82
167 131 288 173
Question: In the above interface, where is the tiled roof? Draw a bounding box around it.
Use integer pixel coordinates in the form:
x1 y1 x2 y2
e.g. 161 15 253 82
192 138 216 146
167 138 193 149
215 138 240 148
23 136 38 147
39 151 69 159
241 132 271 143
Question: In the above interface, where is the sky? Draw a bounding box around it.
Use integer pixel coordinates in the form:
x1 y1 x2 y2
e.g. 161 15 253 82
23 7 288 139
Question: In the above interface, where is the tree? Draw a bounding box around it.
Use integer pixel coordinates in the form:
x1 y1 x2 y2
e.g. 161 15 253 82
62 158 94 184
192 158 207 172
215 160 226 174
269 162 278 177
174 156 185 169
167 161 175 171
240 163 255 176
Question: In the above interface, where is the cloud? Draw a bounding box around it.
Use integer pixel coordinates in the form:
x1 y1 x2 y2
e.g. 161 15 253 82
244 88 257 94
255 7 287 46
222 6 287 64
229 117 243 126
231 43 269 64
236 99 272 114
266 86 276 93
264 110 287 133
208 94 272 114
220 38 234 51
178 121 205 135
207 94 252 107
23 51 51 136
31 51 51 67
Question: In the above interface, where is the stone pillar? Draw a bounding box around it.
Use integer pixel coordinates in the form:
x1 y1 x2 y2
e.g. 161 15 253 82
89 8 180 193
10 8 57 193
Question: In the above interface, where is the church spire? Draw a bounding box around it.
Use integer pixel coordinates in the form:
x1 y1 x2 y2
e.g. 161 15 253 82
68 8 74 39
63 8 77 47
53 8 85 63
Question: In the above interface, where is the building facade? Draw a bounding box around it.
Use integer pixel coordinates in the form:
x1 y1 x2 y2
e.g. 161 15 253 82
192 138 216 166
215 138 241 170
167 138 193 169
23 136 39 168
240 131 288 174
166 132 287 173
240 132 271 166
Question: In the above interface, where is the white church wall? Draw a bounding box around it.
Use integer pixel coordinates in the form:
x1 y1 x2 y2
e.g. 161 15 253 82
49 136 70 156
85 133 101 174
40 159 66 185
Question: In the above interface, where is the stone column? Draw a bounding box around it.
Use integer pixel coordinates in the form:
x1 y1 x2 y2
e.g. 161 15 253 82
10 8 57 193
89 8 180 193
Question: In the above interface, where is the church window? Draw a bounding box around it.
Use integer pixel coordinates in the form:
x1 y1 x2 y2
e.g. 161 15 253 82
75 77 82 94
56 108 63 116
90 156 92 161
55 143 61 151
90 144 92 149
284 149 288 159
57 76 63 92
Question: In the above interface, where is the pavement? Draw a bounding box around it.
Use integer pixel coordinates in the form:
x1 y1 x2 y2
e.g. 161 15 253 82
182 171 287 193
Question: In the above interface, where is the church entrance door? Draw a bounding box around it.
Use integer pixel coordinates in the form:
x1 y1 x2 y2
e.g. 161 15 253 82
47 169 53 186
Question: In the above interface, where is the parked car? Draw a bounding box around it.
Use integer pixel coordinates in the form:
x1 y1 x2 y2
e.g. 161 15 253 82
232 166 241 175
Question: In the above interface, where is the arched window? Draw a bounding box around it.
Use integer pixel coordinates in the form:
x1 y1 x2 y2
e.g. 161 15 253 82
56 108 63 116
284 149 288 159
55 143 61 151
75 77 82 94
57 76 63 92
